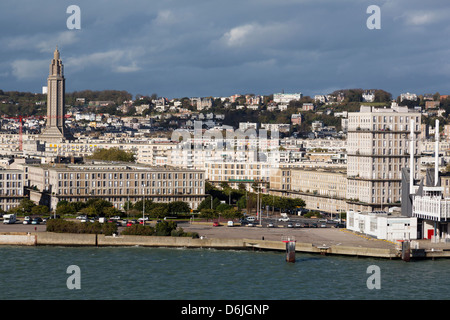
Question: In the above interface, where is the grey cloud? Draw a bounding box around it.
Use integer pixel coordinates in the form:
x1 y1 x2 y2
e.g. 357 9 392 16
1 0 449 98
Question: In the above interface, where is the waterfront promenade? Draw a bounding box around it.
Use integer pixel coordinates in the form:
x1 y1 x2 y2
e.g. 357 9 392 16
1 220 450 259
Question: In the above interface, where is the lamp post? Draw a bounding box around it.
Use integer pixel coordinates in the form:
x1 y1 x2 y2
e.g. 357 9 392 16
142 187 145 225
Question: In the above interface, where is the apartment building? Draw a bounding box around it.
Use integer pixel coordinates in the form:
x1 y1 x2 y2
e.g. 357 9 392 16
269 167 369 214
206 160 272 191
273 93 302 104
346 105 421 210
26 162 206 211
0 169 24 211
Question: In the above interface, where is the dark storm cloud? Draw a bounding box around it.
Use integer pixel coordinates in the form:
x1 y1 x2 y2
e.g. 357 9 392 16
1 0 449 99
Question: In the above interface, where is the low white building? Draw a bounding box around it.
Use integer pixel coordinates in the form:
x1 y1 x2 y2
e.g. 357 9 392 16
273 93 302 104
346 210 418 241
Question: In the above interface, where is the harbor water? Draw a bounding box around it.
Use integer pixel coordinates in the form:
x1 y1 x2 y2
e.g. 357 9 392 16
0 245 449 300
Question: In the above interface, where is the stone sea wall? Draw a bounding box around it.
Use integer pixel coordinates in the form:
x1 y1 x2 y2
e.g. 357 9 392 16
0 232 403 259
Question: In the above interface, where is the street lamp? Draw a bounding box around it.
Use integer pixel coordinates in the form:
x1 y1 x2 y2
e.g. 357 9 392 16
142 186 145 225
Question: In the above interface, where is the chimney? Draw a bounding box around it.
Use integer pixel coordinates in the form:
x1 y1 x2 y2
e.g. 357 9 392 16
435 119 439 186
410 119 414 195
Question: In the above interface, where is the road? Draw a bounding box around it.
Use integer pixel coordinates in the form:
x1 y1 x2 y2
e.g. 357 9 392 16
177 220 397 249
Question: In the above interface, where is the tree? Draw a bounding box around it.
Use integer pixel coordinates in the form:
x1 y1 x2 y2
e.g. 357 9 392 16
237 195 247 210
216 203 232 212
31 205 49 216
220 208 243 220
133 199 155 213
199 209 217 220
154 220 177 236
85 199 114 216
237 183 246 192
168 201 190 214
102 206 121 218
260 194 305 212
197 196 221 211
145 203 169 218
80 206 97 217
88 147 135 162
19 199 36 214
220 182 233 204
373 89 392 103
56 203 76 216
123 200 133 212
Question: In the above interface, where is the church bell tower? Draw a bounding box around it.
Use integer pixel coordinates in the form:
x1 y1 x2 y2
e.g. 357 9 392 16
39 47 72 143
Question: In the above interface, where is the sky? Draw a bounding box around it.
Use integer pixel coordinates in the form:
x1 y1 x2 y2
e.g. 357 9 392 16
1 0 450 100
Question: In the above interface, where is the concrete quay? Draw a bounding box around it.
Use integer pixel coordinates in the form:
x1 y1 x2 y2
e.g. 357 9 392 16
0 231 400 258
1 222 450 259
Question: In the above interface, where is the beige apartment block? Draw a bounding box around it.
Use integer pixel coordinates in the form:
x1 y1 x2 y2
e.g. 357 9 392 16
269 167 370 214
346 105 421 210
206 160 272 192
26 163 206 211
0 169 24 212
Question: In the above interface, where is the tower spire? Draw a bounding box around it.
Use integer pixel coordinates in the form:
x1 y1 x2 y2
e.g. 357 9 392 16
39 48 72 143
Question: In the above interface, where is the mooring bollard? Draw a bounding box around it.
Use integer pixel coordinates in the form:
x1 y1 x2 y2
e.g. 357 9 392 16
282 236 296 263
401 240 411 262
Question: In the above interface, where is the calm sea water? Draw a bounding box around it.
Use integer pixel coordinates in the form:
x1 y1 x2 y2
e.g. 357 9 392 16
0 245 449 300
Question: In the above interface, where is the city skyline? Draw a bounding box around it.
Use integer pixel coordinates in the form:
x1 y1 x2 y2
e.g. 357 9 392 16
1 1 450 99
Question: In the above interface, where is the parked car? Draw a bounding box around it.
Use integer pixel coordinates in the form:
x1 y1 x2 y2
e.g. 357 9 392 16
295 223 302 228
267 223 274 228
213 222 219 227
23 216 32 225
311 223 318 228
334 223 346 228
303 223 310 228
32 217 43 225
320 223 327 228
287 222 293 228
278 217 290 222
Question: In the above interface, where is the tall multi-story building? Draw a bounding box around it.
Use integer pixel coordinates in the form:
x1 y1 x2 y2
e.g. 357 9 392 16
346 105 421 210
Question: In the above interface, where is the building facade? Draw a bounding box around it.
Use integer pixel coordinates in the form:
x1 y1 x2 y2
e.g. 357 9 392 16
0 169 24 212
26 163 206 211
346 210 418 241
346 106 421 210
269 167 370 214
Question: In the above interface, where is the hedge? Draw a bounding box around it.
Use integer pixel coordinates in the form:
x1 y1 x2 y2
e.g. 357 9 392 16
46 219 118 236
121 221 199 238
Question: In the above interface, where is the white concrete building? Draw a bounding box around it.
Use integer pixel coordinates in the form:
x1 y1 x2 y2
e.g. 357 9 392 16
273 93 302 104
346 210 418 241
